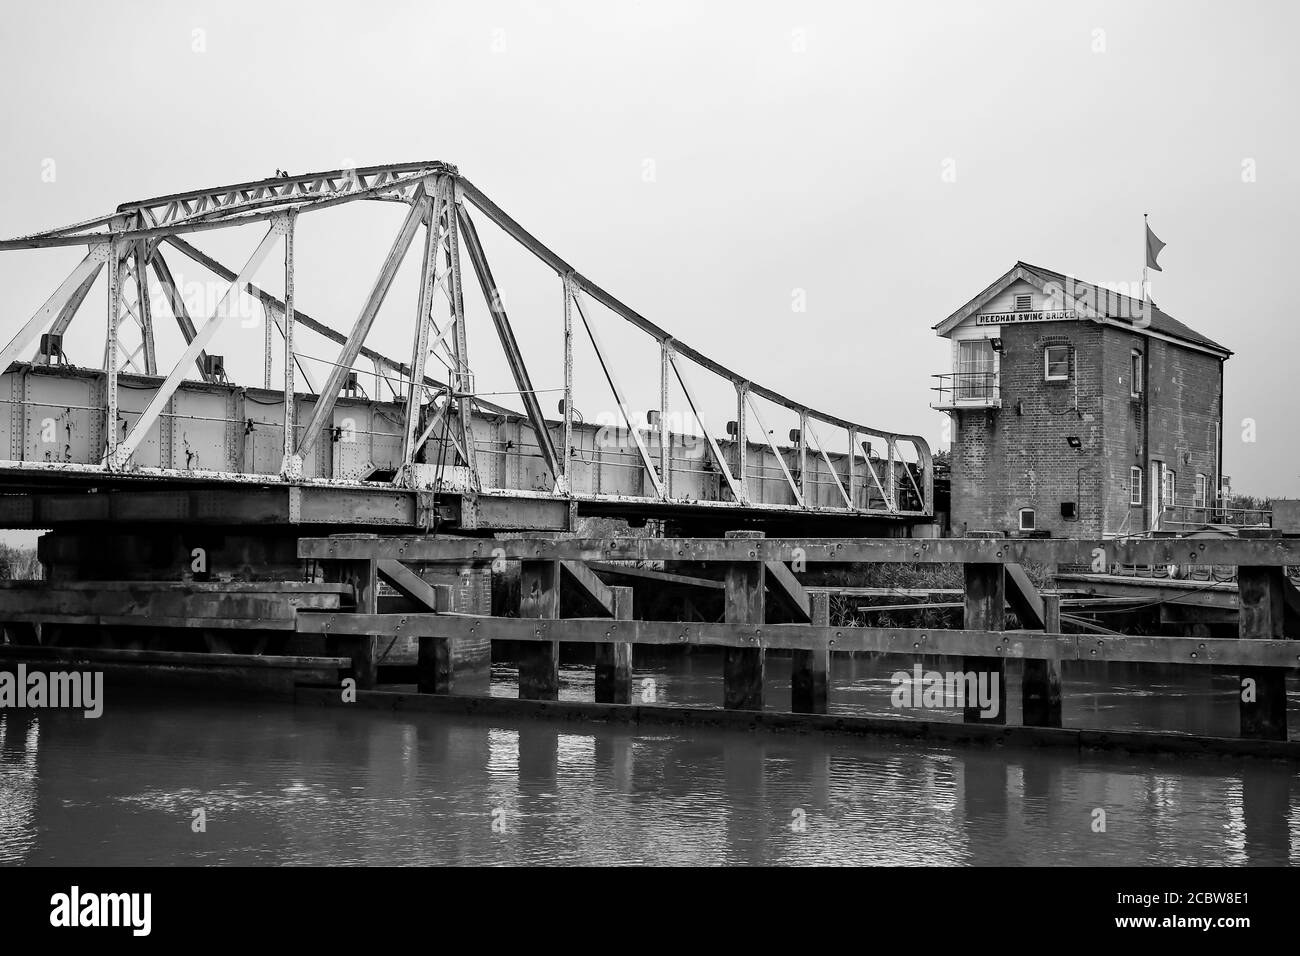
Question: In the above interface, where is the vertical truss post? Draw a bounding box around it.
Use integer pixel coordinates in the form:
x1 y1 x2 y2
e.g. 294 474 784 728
562 274 576 490
445 180 479 487
660 339 672 497
262 301 273 389
847 427 858 508
133 239 157 375
281 211 298 477
734 381 748 501
798 410 809 504
883 442 894 512
402 181 447 466
104 238 123 464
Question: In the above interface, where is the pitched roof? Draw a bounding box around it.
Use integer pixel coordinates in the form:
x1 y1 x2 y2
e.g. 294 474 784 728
935 260 1231 357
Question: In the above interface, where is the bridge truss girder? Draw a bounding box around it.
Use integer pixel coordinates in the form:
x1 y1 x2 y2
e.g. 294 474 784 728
0 161 933 521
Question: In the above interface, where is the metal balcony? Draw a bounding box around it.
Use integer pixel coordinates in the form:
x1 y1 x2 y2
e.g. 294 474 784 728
931 371 1000 410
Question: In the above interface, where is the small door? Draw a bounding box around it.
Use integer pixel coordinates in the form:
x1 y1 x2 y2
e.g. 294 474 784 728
955 339 995 401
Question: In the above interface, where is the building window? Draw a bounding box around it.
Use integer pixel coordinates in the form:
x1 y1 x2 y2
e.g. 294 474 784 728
1014 293 1032 312
1044 345 1070 382
1162 468 1177 508
1018 508 1036 531
1194 474 1208 509
1130 466 1142 505
1130 350 1143 397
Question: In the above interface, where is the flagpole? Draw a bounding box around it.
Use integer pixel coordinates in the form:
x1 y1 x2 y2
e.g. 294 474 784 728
1142 212 1149 305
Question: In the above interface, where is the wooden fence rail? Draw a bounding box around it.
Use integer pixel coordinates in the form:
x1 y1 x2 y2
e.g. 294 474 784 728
299 533 1300 743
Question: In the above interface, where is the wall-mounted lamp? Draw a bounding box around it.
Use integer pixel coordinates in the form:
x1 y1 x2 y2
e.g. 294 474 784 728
1066 436 1082 449
990 337 1003 352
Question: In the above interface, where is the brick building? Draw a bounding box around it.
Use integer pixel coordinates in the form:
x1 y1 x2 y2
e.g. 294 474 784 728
933 262 1231 538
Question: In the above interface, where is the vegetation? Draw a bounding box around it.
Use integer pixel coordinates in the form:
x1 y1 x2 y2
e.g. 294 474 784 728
0 545 40 580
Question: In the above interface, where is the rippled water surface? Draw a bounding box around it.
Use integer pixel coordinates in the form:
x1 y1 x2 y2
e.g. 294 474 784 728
1 652 1297 866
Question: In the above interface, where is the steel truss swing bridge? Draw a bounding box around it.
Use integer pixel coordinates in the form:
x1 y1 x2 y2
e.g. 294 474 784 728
0 162 932 535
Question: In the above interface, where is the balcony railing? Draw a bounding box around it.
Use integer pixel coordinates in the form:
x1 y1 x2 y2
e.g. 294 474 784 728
931 371 1000 409
1156 501 1272 533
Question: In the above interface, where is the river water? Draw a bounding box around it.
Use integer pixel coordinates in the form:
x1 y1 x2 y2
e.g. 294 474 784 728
1 651 1296 866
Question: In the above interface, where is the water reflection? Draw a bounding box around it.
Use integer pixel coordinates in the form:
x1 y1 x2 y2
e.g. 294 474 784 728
0 693 1294 866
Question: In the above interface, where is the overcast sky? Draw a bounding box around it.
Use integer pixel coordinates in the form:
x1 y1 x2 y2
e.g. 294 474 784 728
1 0 1296 497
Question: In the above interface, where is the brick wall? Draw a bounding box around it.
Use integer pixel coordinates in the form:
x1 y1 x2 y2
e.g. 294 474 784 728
949 320 1222 537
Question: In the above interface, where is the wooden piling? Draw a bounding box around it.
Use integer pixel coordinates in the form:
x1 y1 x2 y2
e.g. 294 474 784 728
594 585 633 704
1022 592 1062 727
324 548 379 689
962 562 1006 725
518 559 561 701
791 591 830 714
416 584 456 694
1238 564 1287 740
723 530 765 711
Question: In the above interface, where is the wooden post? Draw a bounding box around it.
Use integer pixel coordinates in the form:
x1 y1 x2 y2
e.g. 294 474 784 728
1022 592 1062 727
594 585 634 704
723 530 765 710
1238 565 1286 740
519 559 560 700
962 562 1006 725
791 591 829 714
416 584 455 694
324 548 379 689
